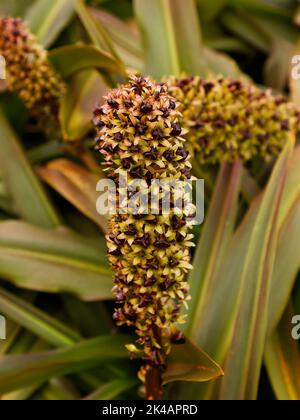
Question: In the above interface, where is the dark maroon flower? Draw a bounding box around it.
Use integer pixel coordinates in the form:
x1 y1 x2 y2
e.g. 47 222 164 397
122 158 133 170
140 102 153 114
144 148 159 160
130 166 144 178
228 116 238 127
176 147 188 161
134 234 151 248
280 120 289 131
172 215 186 230
146 258 159 270
213 119 225 129
203 82 214 94
154 234 170 249
152 128 165 140
169 257 178 268
124 225 137 236
135 123 148 135
163 150 175 162
171 122 182 136
108 99 119 109
169 100 176 110
103 143 115 154
113 308 124 322
114 132 124 141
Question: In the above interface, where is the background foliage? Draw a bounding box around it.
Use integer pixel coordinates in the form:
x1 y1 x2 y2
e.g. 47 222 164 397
0 0 300 400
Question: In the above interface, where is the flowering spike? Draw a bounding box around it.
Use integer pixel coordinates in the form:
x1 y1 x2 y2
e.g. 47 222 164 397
93 76 193 372
0 17 65 128
166 76 300 163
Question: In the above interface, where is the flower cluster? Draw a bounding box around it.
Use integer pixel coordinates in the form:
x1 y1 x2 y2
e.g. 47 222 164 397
93 76 194 369
0 17 65 127
166 76 300 164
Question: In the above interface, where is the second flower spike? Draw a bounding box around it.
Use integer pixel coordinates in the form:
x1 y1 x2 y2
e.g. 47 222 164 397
0 17 65 133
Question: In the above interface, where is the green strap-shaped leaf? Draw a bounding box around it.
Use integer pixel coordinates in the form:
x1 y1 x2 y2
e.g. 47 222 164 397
83 379 138 400
39 378 79 400
38 158 108 233
168 163 242 399
0 335 130 394
0 221 113 300
197 0 226 22
277 146 300 227
0 110 61 228
202 47 241 77
57 70 109 142
265 303 300 400
49 45 125 79
62 295 112 336
227 0 293 19
183 145 300 400
170 141 300 400
90 7 143 70
268 194 300 332
184 162 243 341
219 139 293 400
26 0 75 48
1 339 50 401
0 288 128 394
0 287 80 347
75 0 120 61
221 10 271 52
0 0 33 17
134 0 208 77
0 318 21 356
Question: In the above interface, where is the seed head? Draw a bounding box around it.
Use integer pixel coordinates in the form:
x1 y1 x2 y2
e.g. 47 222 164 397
93 75 194 367
0 17 65 129
166 76 300 163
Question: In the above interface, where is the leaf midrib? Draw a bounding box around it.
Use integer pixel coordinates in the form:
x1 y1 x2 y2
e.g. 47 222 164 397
163 0 181 76
222 145 290 399
0 247 111 275
36 0 73 43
